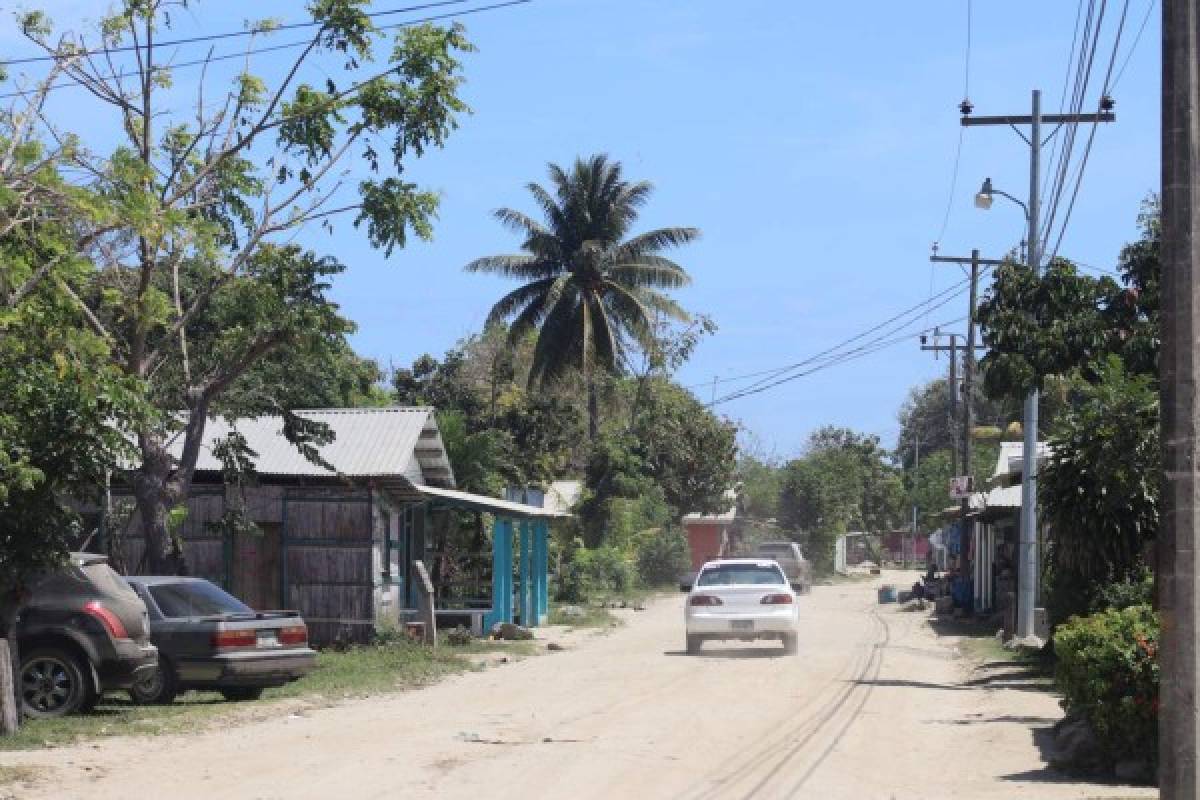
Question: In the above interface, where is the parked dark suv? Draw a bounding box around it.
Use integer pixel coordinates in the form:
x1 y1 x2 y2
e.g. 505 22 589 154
17 553 158 718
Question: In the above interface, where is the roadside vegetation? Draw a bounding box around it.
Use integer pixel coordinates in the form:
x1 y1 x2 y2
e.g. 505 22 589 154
0 636 534 752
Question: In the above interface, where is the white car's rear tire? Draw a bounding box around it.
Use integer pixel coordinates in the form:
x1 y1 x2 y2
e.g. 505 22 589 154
686 634 703 655
782 633 798 655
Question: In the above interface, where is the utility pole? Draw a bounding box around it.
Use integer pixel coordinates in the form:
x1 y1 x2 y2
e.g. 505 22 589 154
930 250 1000 599
1160 1 1198 793
962 91 1114 640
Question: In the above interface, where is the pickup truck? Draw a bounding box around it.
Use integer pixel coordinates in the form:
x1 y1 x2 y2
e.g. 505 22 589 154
755 541 813 594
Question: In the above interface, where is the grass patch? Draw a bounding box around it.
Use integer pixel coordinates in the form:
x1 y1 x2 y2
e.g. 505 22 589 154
0 638 533 752
548 604 620 628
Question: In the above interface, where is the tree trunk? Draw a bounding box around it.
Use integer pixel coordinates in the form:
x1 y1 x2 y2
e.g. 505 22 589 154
0 593 22 734
133 434 190 576
587 376 599 441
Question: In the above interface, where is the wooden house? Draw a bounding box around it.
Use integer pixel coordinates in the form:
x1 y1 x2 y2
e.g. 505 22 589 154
104 408 563 644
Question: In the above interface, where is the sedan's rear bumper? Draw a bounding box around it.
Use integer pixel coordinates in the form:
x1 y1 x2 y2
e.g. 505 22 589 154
176 649 317 687
686 609 797 637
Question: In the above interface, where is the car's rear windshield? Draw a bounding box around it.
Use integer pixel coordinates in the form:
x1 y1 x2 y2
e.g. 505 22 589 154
697 565 786 586
148 582 253 618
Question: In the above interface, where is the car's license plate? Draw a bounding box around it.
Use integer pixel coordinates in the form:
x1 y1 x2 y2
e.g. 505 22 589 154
731 620 754 631
257 631 280 648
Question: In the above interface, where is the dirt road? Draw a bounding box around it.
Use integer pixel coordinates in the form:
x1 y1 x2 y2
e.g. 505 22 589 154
5 572 1156 799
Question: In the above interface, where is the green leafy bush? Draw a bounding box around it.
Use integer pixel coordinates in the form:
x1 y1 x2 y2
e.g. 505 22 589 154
554 546 634 603
634 527 690 586
1092 569 1154 612
1054 604 1159 768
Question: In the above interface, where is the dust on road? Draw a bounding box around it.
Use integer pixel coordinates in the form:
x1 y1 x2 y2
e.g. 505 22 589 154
3 572 1157 800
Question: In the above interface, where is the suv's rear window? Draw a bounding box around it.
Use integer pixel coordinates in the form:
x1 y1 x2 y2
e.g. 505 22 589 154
148 582 253 618
82 563 137 599
697 565 786 586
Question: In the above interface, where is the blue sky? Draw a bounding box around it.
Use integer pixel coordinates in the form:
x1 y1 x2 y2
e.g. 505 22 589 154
8 0 1160 458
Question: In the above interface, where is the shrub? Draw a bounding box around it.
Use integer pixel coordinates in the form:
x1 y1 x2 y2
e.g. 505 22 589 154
634 527 690 586
1092 568 1154 612
1054 604 1159 769
554 546 634 603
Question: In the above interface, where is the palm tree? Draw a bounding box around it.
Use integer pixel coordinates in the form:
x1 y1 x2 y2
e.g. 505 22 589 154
466 154 699 440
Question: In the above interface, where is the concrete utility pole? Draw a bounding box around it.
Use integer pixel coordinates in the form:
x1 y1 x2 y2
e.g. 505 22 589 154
1160 0 1199 793
930 250 1002 582
962 91 1114 639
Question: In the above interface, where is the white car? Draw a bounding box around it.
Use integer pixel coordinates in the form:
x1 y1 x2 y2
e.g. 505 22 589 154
683 559 800 655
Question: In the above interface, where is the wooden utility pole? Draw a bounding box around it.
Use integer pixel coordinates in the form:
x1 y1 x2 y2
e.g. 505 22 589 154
1160 0 1199 793
921 331 961 476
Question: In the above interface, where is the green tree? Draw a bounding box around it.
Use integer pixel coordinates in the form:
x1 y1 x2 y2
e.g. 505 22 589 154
466 154 699 439
0 224 141 732
1041 359 1159 625
778 427 905 574
10 2 473 573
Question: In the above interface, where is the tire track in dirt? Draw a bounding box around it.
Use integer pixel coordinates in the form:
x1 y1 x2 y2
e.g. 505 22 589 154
683 602 889 800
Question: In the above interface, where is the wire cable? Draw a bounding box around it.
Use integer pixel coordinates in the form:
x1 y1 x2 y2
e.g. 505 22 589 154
724 275 977 399
1110 0 1155 90
709 314 971 408
0 0 474 67
0 0 532 101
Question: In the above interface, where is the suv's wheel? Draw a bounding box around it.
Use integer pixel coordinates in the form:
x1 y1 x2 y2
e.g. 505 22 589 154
20 647 97 718
129 656 178 705
686 634 703 655
220 687 264 702
781 633 799 655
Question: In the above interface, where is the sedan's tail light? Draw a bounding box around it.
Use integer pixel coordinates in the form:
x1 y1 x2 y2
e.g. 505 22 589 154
279 625 308 646
212 629 257 650
689 594 723 606
84 601 130 640
760 594 794 605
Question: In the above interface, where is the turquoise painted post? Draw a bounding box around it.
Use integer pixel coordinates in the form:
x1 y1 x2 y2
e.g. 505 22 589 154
519 519 533 626
485 517 513 629
535 520 549 623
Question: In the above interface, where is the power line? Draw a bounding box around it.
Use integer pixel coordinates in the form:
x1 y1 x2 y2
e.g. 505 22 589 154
709 314 971 408
721 275 977 400
1110 0 1156 90
0 0 532 101
931 0 973 250
0 0 473 67
1044 0 1130 265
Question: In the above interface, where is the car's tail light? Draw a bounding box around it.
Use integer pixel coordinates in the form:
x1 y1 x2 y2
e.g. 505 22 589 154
84 601 130 640
212 629 257 650
279 625 308 646
689 594 723 606
760 594 794 605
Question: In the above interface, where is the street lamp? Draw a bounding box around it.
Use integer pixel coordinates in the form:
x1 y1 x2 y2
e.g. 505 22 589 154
974 177 1029 220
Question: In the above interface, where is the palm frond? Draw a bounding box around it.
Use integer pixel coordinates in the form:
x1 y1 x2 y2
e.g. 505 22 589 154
510 274 573 347
525 182 568 235
608 256 692 289
484 276 558 327
612 227 700 259
529 292 583 388
601 281 657 351
588 291 623 373
492 207 549 238
464 254 559 279
633 287 691 323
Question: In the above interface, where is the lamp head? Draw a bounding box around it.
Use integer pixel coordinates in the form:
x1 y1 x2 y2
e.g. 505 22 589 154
974 177 995 210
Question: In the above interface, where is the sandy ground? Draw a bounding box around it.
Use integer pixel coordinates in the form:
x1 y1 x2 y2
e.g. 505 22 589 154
2 571 1158 800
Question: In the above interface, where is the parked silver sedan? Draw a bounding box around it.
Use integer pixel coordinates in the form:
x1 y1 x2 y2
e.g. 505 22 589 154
124 577 316 704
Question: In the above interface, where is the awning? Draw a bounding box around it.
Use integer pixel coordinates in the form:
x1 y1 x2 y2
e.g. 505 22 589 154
414 485 570 520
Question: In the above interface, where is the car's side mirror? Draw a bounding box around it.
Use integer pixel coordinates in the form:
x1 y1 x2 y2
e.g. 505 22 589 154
791 582 805 593
679 582 692 592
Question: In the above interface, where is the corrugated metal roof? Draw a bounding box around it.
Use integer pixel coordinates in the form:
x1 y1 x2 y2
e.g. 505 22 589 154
416 485 570 519
173 408 455 485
